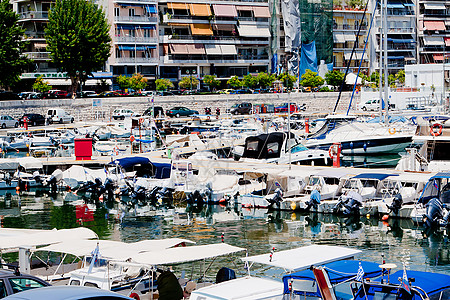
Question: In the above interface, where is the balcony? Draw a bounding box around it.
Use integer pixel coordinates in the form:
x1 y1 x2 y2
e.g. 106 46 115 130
24 31 46 39
114 0 156 4
18 11 48 21
161 35 269 45
377 27 415 34
114 16 157 23
115 36 158 43
164 55 269 64
115 57 158 64
333 24 368 31
25 52 51 60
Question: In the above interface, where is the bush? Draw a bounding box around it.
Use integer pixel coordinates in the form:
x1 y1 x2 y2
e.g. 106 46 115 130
319 86 332 92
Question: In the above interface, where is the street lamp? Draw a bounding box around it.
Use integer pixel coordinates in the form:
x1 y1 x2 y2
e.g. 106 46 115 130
186 69 196 92
76 70 86 97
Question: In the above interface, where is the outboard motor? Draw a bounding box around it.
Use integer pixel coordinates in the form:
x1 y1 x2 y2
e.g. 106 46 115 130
187 190 205 206
305 189 321 211
32 171 43 185
333 191 363 216
423 197 444 228
267 188 283 210
387 193 403 215
216 267 236 284
204 107 211 115
131 185 148 206
45 169 63 193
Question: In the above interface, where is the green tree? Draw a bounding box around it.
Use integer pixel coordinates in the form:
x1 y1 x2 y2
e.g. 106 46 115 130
277 72 297 89
227 76 241 89
257 72 276 88
45 0 111 96
395 70 405 85
129 73 147 91
155 78 174 91
0 0 31 89
242 74 257 89
202 75 220 91
178 76 199 90
388 74 396 88
324 70 345 90
116 75 131 91
300 70 324 88
32 75 52 93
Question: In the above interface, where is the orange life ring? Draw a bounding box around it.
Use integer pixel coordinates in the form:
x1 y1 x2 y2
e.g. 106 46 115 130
430 123 443 136
129 292 140 300
388 128 396 135
207 116 210 121
129 135 135 142
329 145 338 158
139 118 144 124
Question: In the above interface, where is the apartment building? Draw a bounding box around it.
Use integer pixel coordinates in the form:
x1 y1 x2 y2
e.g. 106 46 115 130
157 0 270 86
332 7 370 75
368 0 416 74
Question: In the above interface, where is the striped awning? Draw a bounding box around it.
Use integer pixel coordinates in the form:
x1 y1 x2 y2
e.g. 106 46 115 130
186 44 205 54
252 6 270 18
167 3 187 10
423 36 444 46
190 23 213 35
212 4 237 17
423 21 446 31
189 3 211 16
237 25 270 37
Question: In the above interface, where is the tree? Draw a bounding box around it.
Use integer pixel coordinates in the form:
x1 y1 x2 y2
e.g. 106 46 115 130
324 70 345 90
257 72 276 88
300 70 324 88
155 78 174 91
277 72 297 89
227 76 241 88
32 75 52 93
116 75 131 91
395 70 405 86
242 74 257 89
129 73 147 91
202 75 220 91
178 76 199 90
0 0 31 89
388 74 396 88
45 0 111 96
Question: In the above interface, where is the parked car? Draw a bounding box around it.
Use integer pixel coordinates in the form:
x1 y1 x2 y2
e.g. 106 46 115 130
219 89 234 94
99 91 120 97
274 102 298 113
0 264 50 298
46 108 74 124
166 107 199 118
229 102 252 115
230 89 252 94
0 92 20 101
157 91 176 96
143 106 164 118
79 91 99 98
50 90 70 99
19 113 46 127
360 99 392 111
112 109 135 120
0 116 19 128
2 286 131 300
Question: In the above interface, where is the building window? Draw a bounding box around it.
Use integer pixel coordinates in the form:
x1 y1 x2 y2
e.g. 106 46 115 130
114 7 119 16
129 8 135 17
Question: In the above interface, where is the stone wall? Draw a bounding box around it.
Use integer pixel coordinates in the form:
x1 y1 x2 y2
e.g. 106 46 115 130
0 91 357 121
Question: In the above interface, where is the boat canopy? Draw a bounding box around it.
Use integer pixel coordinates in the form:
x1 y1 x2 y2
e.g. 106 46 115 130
431 172 450 179
0 159 20 171
242 132 294 159
282 260 384 296
131 243 245 266
109 156 171 179
0 228 97 251
62 165 107 184
16 157 43 170
352 173 399 181
110 157 151 169
313 169 355 179
38 238 193 260
241 245 361 272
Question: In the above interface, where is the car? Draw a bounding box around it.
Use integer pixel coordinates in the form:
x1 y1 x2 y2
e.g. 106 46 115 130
0 116 19 128
0 92 20 101
229 89 252 94
99 91 120 97
156 91 176 96
229 102 252 115
0 264 50 298
51 90 70 99
360 99 392 111
219 89 234 94
143 106 164 118
19 114 46 127
79 91 99 98
46 109 74 124
141 91 155 97
2 285 131 300
112 109 135 120
166 107 199 118
274 102 298 113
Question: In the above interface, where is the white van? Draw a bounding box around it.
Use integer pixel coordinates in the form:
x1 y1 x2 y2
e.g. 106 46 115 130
47 109 74 124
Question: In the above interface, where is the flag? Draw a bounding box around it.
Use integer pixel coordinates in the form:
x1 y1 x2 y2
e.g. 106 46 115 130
401 268 411 294
88 243 100 274
433 179 439 190
356 262 364 282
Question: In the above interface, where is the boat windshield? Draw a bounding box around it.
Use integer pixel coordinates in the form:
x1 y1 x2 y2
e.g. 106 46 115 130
290 144 309 153
308 177 321 186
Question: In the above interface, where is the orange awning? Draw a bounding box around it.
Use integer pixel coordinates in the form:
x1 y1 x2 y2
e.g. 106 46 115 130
252 6 270 18
433 54 444 61
424 20 446 31
169 44 189 54
189 3 211 16
186 44 205 54
190 23 213 35
168 3 188 10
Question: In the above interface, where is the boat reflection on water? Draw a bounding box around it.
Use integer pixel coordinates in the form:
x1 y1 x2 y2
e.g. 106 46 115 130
0 191 450 276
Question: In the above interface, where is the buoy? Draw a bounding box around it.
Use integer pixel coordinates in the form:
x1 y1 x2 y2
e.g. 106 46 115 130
381 214 389 221
366 214 370 219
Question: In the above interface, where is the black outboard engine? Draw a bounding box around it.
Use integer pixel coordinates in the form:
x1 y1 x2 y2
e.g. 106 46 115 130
187 190 205 206
204 107 211 115
333 191 363 216
267 188 283 210
131 186 148 206
387 193 403 215
423 197 444 228
216 267 236 284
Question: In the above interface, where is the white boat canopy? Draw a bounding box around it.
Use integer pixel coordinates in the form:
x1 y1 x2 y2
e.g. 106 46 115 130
16 157 43 170
0 227 97 251
131 243 245 266
37 238 194 261
241 245 361 271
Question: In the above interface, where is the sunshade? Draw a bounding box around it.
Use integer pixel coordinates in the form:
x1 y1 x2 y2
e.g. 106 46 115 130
241 245 361 271
352 173 398 181
131 243 245 266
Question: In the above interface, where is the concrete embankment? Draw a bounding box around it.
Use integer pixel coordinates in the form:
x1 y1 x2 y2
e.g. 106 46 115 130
0 92 357 121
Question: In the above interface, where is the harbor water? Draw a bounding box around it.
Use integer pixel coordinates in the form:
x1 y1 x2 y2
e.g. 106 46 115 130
2 189 450 281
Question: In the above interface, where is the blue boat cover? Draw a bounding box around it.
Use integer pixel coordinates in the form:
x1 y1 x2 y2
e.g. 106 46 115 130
387 270 450 296
152 162 171 179
352 173 398 181
110 157 151 169
282 260 383 296
432 172 450 179
366 116 409 123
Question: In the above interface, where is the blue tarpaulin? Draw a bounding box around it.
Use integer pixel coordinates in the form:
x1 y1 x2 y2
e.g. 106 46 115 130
110 157 151 169
352 173 398 181
271 54 278 74
283 260 383 296
146 5 157 13
152 162 171 179
299 41 317 78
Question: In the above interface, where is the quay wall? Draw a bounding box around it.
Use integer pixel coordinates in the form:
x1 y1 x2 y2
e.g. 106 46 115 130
0 92 356 121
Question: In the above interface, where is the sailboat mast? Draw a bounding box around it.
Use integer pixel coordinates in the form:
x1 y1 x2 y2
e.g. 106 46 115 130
378 0 383 121
383 0 389 124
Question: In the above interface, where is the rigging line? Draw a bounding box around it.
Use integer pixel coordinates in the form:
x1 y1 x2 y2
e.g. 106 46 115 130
347 0 379 115
333 0 371 113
